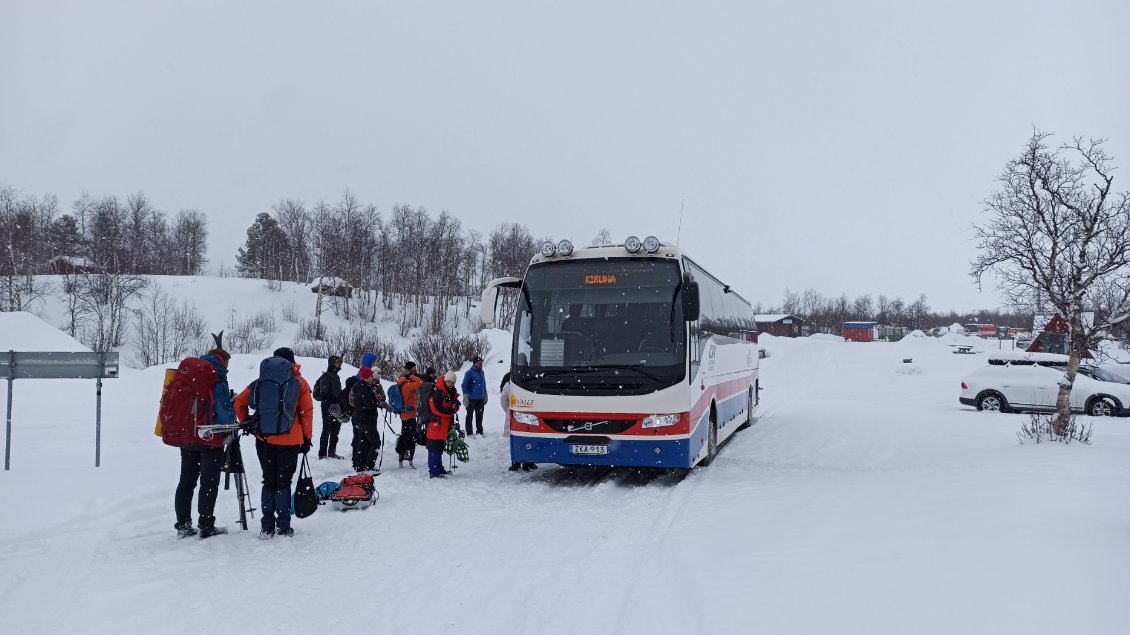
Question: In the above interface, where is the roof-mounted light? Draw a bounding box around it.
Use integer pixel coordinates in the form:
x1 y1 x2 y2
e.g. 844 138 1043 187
540 241 557 258
557 240 574 257
625 236 642 253
643 236 661 253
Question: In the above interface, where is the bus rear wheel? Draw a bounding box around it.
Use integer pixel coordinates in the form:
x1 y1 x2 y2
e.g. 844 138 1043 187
738 387 755 430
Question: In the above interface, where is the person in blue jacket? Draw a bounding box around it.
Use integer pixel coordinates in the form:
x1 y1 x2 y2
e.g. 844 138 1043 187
461 356 487 436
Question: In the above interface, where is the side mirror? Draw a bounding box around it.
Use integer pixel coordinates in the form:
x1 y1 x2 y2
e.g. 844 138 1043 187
480 276 523 325
682 280 700 322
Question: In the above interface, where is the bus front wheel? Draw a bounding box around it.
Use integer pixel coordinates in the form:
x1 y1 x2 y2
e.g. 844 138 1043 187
700 408 718 467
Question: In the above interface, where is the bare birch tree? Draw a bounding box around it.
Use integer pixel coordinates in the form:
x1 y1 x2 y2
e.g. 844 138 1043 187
973 130 1130 434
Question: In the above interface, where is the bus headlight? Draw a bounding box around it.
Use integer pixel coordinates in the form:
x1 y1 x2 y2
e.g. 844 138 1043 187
540 241 557 258
512 411 539 426
625 236 642 253
642 413 680 428
557 239 574 256
643 236 661 253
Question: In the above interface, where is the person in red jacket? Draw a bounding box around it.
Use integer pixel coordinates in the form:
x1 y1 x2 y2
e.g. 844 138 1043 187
426 371 460 478
233 347 314 538
395 361 425 468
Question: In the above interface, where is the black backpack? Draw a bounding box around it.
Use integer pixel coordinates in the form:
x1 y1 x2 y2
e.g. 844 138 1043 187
340 375 359 414
312 374 328 402
415 382 435 446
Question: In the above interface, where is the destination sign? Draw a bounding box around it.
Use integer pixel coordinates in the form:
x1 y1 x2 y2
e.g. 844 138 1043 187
584 274 618 285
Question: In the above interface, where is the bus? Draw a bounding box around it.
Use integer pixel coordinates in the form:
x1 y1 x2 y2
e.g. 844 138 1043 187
480 236 760 469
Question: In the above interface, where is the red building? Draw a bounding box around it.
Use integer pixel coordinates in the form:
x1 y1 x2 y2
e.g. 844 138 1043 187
843 321 877 342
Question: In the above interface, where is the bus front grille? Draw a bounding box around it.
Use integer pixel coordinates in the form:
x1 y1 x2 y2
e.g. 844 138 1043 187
543 418 637 434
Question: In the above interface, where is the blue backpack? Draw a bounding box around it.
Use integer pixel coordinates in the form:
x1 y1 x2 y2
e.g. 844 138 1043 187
250 356 300 436
315 481 341 501
387 383 404 415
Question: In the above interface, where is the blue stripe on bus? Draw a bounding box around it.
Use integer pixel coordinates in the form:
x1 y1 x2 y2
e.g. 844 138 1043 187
510 435 694 469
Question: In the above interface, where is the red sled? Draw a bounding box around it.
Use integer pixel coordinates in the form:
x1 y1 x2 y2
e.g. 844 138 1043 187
331 474 378 511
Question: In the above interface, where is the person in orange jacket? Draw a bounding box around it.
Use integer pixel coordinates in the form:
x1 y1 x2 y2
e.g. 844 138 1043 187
426 371 460 478
233 347 314 538
395 361 425 468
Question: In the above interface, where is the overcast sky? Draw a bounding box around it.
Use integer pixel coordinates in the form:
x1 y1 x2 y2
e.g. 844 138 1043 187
3 1 1128 312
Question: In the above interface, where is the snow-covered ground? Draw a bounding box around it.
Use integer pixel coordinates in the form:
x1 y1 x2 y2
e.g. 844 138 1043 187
2 328 1129 634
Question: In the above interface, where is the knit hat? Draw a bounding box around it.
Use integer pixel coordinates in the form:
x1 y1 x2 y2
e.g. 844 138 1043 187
424 366 437 377
404 361 417 370
472 356 483 364
444 371 457 384
273 347 295 364
359 366 374 381
207 349 231 366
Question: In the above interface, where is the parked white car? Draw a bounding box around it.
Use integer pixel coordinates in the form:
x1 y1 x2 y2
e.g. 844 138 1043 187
959 356 1130 416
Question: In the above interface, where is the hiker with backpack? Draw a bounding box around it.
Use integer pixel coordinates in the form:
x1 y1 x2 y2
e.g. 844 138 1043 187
313 355 345 460
347 351 378 462
393 361 424 468
162 344 237 539
461 356 488 436
414 367 437 452
426 371 461 478
233 347 314 539
351 366 387 473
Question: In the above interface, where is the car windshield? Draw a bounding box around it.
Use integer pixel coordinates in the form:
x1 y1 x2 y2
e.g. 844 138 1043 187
1079 366 1130 384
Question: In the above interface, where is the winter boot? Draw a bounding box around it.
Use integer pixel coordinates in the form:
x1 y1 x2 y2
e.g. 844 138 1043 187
509 462 521 472
259 529 275 540
200 526 228 539
175 521 197 538
279 527 295 537
399 459 404 468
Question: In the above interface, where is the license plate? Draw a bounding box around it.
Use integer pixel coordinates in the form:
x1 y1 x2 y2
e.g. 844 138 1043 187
571 444 609 456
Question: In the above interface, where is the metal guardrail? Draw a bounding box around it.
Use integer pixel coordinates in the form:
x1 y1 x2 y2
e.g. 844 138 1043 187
3 350 120 470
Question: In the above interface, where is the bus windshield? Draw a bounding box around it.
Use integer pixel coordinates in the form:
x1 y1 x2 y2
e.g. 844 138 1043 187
512 259 685 389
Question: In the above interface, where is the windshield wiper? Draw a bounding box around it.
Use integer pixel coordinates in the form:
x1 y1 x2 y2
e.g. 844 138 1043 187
528 367 608 377
621 364 663 382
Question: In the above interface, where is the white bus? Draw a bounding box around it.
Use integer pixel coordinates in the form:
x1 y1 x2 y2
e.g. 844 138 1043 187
481 236 759 469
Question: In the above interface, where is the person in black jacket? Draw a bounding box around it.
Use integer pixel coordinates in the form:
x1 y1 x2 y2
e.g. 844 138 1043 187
317 355 345 459
351 366 386 472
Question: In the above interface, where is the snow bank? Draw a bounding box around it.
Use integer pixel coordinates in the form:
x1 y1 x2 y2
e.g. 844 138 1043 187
0 311 91 352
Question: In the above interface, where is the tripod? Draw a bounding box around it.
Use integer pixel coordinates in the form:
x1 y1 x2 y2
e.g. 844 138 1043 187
223 431 257 531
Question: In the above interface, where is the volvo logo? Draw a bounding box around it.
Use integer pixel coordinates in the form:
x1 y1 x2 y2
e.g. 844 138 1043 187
566 420 610 432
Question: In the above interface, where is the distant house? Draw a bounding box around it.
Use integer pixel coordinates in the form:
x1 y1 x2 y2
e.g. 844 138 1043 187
310 276 353 298
843 321 877 342
46 255 97 275
755 314 806 338
1026 313 1094 358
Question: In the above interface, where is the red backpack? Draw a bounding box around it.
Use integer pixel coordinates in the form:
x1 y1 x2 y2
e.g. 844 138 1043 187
160 357 221 448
